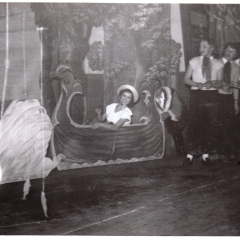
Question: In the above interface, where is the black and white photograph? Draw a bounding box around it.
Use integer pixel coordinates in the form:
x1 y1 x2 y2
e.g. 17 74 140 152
0 1 240 236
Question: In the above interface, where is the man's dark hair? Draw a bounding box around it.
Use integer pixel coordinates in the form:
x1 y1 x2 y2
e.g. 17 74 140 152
223 42 240 60
201 38 216 49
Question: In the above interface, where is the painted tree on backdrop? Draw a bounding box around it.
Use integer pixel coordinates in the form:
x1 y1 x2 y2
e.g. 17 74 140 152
205 4 240 52
103 4 172 120
31 3 113 120
31 3 172 122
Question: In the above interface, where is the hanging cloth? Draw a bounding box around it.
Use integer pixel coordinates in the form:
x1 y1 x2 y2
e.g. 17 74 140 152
202 56 211 81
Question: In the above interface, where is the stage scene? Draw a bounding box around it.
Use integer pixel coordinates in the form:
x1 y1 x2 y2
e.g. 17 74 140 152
0 3 240 236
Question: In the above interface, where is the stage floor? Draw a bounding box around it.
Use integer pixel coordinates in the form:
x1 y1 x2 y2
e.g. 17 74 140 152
0 155 240 235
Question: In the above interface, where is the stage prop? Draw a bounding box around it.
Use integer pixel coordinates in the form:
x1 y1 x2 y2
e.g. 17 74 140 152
50 65 165 171
0 99 60 184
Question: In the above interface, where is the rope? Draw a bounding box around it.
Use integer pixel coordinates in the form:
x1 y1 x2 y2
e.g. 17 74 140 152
37 27 45 191
21 11 32 200
22 11 27 100
1 2 9 118
94 72 118 159
37 26 49 217
104 128 118 160
98 73 111 109
38 28 44 107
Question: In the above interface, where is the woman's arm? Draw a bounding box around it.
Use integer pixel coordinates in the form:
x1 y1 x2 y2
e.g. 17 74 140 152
102 113 107 121
99 112 107 122
91 118 128 130
95 108 107 122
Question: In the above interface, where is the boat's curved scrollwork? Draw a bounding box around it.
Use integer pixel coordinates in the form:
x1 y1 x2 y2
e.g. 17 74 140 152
50 66 165 170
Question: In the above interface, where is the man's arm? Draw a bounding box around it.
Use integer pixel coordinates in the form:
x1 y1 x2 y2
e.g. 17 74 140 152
184 64 204 89
233 65 240 114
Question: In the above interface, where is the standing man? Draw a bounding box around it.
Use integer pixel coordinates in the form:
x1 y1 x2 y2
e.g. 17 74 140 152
183 38 223 166
218 43 240 162
155 86 188 157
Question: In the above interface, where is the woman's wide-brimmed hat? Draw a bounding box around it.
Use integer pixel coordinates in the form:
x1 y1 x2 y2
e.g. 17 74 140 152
117 85 139 103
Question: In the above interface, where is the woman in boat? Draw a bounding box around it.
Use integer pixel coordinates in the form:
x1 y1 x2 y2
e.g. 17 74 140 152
91 85 139 130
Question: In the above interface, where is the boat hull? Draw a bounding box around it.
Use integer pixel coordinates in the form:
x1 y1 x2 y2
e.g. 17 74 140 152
53 120 163 164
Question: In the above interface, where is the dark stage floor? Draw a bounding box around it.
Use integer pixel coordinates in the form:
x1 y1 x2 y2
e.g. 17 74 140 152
0 155 240 235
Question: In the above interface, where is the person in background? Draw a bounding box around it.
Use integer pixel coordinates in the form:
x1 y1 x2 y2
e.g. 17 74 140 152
91 84 138 130
183 38 223 166
217 43 240 162
233 43 240 164
234 42 240 66
155 86 188 157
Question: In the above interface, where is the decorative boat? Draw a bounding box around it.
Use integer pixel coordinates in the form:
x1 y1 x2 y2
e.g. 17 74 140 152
50 66 165 170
